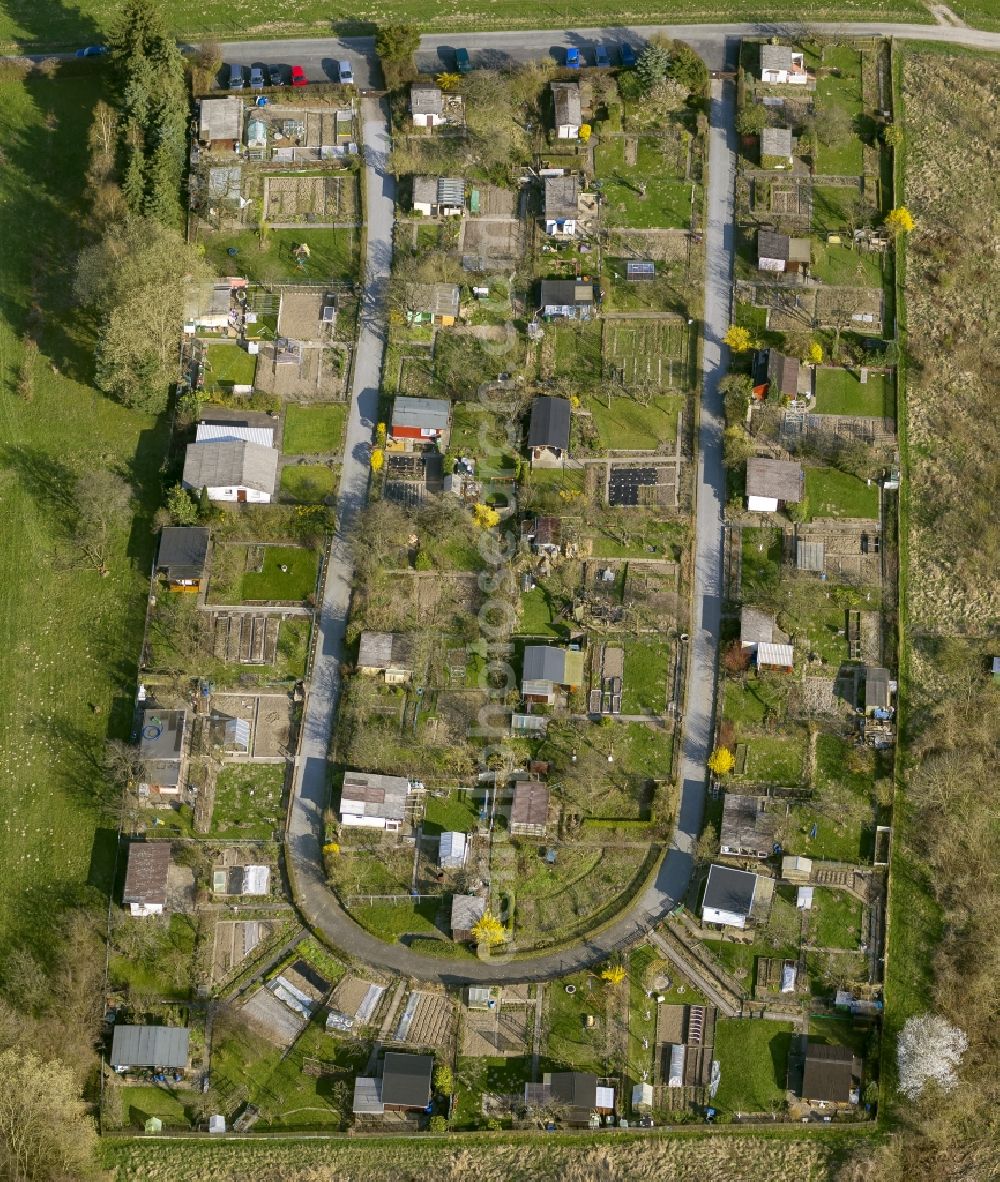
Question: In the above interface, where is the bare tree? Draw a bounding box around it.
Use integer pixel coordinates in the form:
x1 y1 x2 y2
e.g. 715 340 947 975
74 470 131 574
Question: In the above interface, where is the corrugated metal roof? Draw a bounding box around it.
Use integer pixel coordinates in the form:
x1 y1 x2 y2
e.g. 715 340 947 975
196 422 275 447
111 1025 190 1068
757 642 794 668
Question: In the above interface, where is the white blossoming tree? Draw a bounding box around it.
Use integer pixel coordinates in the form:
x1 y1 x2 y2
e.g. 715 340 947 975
897 1013 968 1100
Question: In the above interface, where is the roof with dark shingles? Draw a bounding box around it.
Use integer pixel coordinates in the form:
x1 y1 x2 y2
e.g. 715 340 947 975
527 396 571 450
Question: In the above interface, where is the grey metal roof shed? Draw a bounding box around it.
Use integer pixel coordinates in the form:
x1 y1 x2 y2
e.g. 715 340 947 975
391 396 452 433
381 1052 433 1108
111 1025 190 1069
182 440 279 496
544 174 580 217
527 396 572 451
410 84 444 116
157 527 209 580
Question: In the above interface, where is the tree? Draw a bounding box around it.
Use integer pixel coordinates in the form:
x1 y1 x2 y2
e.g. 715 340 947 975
885 205 915 236
370 448 384 473
166 483 197 525
376 24 419 87
815 101 852 148
107 0 188 227
724 325 753 353
636 44 671 92
695 822 719 864
735 104 767 136
74 470 132 574
197 484 213 521
433 1065 454 1094
723 639 752 674
707 747 735 776
806 341 824 365
0 1047 102 1180
600 961 627 986
668 41 708 95
75 217 211 410
723 426 753 471
472 503 500 529
720 373 753 427
472 911 506 947
436 72 461 91
882 123 904 148
578 123 592 143
897 1014 967 1100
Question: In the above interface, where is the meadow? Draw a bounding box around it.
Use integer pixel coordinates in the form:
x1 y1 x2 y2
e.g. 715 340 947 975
0 63 165 954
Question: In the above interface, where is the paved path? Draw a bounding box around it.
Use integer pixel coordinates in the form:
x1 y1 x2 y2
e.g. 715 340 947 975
217 23 1000 86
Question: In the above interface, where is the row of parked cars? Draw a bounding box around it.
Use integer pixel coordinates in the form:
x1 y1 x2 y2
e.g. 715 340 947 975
564 42 637 69
227 60 354 90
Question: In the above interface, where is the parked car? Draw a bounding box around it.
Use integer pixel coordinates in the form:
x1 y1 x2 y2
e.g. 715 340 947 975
455 48 472 74
269 65 285 86
249 66 265 90
620 43 637 67
338 60 354 85
564 47 581 69
75 45 107 57
595 44 611 68
228 63 245 90
291 65 308 88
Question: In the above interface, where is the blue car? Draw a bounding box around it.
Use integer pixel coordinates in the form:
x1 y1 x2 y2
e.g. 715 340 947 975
595 44 610 68
75 45 108 57
620 43 637 67
564 47 581 69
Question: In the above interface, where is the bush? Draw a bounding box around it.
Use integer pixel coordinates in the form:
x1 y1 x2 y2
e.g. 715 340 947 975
428 1114 448 1132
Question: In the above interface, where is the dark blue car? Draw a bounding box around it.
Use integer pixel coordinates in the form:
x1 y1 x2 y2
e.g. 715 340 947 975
75 45 108 57
620 43 637 68
595 45 611 68
564 47 581 69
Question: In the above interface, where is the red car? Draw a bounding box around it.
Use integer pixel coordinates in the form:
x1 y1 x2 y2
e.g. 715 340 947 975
291 65 308 87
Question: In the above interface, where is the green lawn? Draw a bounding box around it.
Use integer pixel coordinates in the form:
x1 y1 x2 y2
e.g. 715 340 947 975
811 184 860 234
283 403 347 455
454 1056 532 1129
241 545 319 601
621 637 670 714
211 762 285 840
810 239 885 287
594 138 695 229
581 393 682 451
586 517 684 559
745 734 806 785
448 403 517 477
0 66 166 954
812 887 863 950
544 971 606 1074
740 526 782 600
518 586 569 638
203 226 360 285
203 343 257 391
118 1085 193 1129
280 463 336 503
713 1019 793 1114
805 467 880 520
351 899 445 941
722 675 789 728
814 367 892 418
815 46 865 175
423 790 480 835
552 321 602 387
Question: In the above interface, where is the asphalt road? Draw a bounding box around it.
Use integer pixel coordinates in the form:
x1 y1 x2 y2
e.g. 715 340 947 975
218 22 1000 87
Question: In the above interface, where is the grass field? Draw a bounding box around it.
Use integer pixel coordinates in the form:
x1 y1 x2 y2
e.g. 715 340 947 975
805 467 880 520
581 392 682 450
241 545 319 601
282 403 347 455
621 637 670 714
594 137 695 230
203 226 359 286
811 184 860 234
211 762 285 839
0 66 166 955
423 789 479 834
713 1019 793 1114
203 343 257 392
517 586 568 638
813 887 863 949
815 45 865 175
280 463 336 502
814 367 892 418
